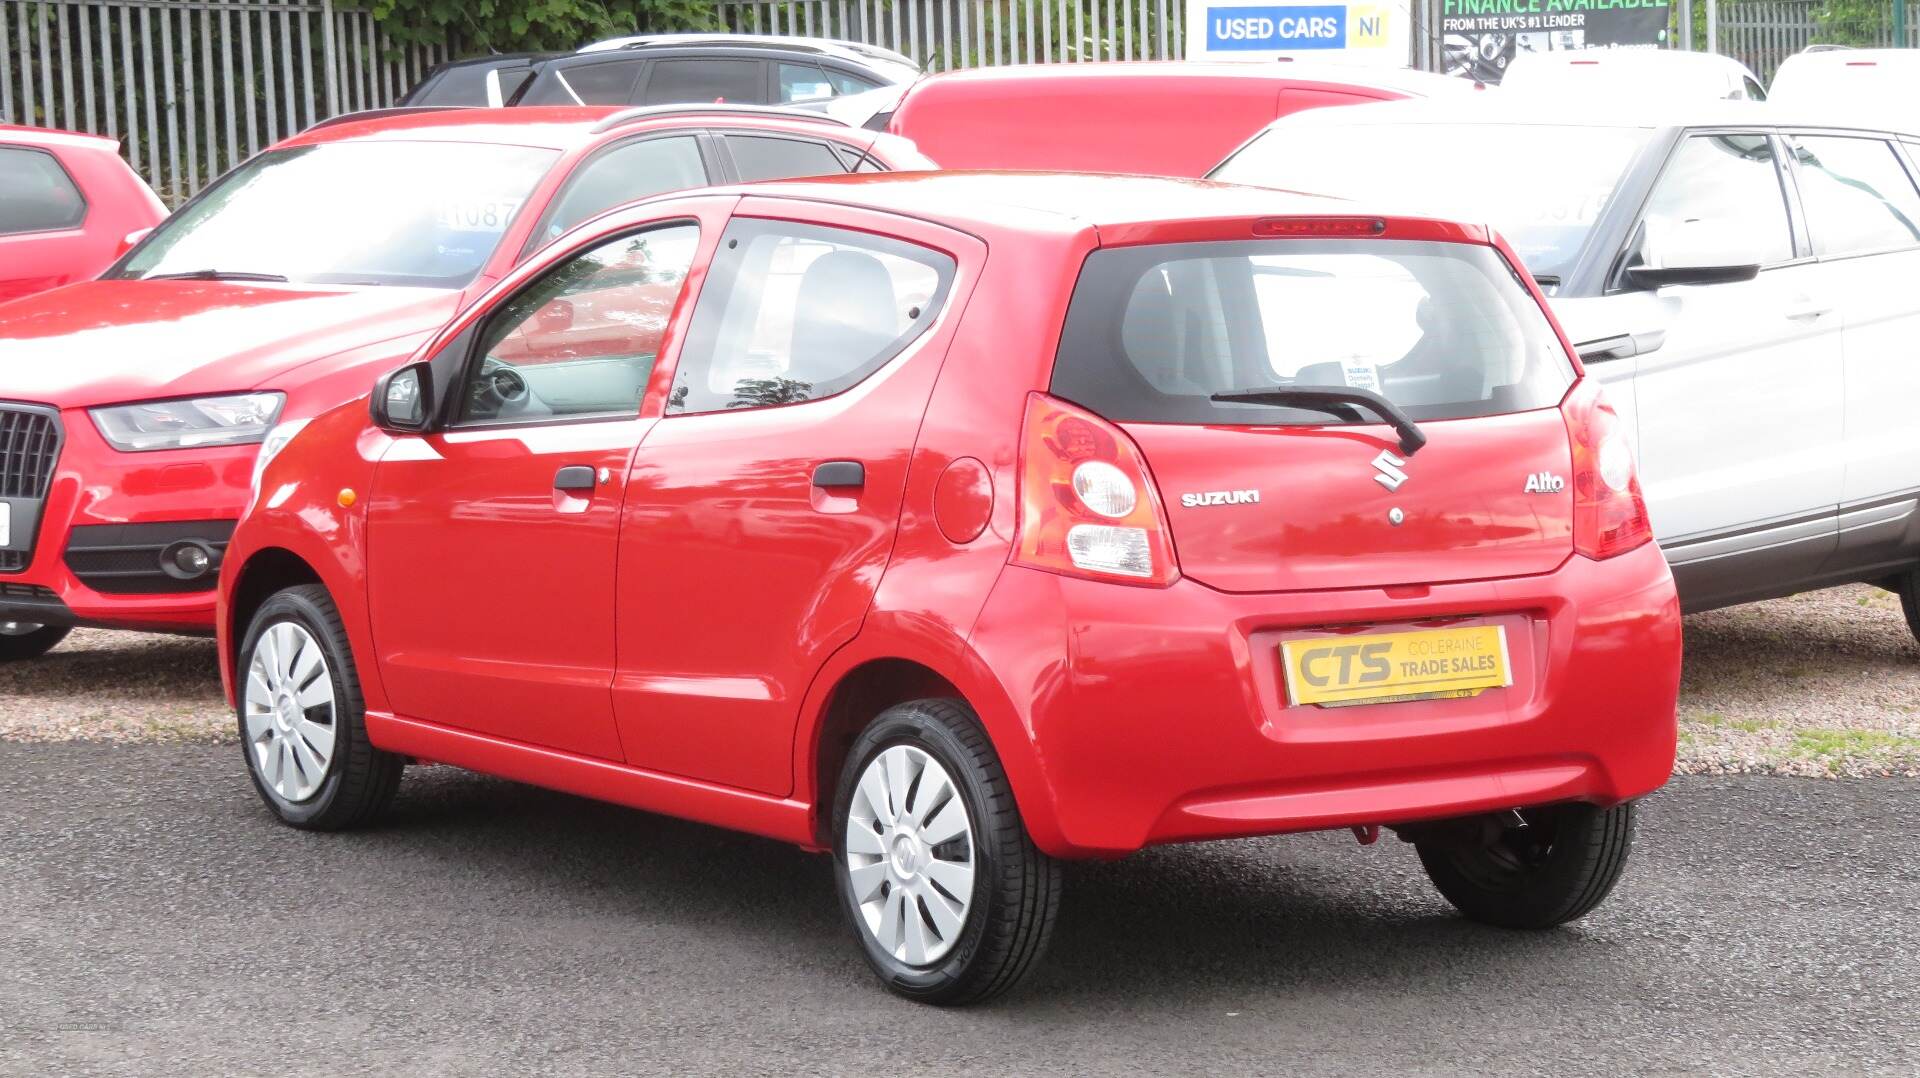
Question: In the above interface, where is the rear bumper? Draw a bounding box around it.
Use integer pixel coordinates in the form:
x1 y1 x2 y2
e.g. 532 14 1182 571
0 406 250 634
968 542 1682 858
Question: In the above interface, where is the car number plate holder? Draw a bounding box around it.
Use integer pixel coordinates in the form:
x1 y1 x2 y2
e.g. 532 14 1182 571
1280 625 1512 708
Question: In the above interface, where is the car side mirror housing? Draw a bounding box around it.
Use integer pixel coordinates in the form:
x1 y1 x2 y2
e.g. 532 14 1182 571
370 362 434 432
1624 217 1762 289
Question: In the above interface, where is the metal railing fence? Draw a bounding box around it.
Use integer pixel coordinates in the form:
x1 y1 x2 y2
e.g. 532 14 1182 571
0 0 455 204
711 0 1186 68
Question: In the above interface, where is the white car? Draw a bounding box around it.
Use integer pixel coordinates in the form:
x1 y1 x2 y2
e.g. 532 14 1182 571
1212 98 1920 638
1772 47 1920 115
1502 49 1766 102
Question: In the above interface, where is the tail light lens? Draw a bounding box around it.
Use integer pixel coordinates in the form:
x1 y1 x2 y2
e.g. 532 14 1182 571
1014 393 1179 587
1565 379 1653 560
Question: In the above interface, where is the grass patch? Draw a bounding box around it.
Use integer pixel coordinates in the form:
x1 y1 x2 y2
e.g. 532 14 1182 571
1790 728 1920 760
1685 712 1774 734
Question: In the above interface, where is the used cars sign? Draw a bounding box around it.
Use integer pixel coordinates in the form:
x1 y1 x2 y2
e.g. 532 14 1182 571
1187 0 1411 64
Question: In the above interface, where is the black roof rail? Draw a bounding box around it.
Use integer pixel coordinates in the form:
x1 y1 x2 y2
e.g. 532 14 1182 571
589 103 851 134
301 105 475 134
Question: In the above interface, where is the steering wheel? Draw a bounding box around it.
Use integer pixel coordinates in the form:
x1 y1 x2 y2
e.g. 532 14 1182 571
470 357 530 416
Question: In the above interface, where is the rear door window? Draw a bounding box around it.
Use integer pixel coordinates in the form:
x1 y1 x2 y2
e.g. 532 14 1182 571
1790 135 1920 257
643 59 764 105
0 147 86 234
1051 238 1573 424
553 59 646 104
668 219 952 413
723 135 849 182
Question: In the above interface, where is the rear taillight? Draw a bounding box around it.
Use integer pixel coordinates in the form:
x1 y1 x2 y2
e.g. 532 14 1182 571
1565 380 1652 560
1014 393 1179 587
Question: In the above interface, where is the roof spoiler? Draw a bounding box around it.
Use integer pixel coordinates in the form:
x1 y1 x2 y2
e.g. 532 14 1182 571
301 105 475 135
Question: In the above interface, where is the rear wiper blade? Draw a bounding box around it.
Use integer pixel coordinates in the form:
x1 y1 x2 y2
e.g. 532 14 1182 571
142 269 290 282
1210 385 1428 456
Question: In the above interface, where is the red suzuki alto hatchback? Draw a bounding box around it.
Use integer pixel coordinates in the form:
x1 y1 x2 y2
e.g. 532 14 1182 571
219 172 1682 1004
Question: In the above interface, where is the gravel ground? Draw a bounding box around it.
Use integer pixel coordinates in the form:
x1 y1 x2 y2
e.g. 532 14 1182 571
3 583 1918 775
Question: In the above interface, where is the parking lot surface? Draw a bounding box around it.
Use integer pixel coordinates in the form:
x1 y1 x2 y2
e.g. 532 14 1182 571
2 743 1915 1076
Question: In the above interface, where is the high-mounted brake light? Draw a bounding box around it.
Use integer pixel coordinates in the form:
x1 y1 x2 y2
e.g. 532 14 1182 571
1014 394 1179 587
1564 380 1653 560
1252 217 1387 238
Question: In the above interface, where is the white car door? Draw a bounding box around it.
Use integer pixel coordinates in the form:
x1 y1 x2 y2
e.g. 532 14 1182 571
1782 134 1920 542
1609 131 1845 560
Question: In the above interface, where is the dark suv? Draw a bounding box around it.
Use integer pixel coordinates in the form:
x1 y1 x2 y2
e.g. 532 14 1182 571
511 35 919 108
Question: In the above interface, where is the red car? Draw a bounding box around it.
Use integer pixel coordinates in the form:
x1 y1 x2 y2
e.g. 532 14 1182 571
0 125 166 305
857 62 1481 177
0 105 928 661
218 172 1682 1003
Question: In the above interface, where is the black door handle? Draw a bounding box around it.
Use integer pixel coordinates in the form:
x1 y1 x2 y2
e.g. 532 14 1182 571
554 465 597 492
811 461 865 489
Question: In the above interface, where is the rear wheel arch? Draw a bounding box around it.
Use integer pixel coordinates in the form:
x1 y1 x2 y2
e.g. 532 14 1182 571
807 657 962 847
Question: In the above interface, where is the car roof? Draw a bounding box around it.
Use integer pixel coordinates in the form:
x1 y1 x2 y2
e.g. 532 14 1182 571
578 33 919 73
1778 47 1920 67
913 60 1475 96
1265 94 1915 135
696 170 1447 237
274 104 858 151
0 123 120 152
1506 49 1753 75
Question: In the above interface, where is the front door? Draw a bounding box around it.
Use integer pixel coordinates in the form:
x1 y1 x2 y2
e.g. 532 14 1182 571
366 220 706 759
611 205 979 795
1611 131 1845 578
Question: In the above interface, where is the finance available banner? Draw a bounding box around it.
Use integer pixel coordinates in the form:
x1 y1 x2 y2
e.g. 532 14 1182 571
1440 0 1672 83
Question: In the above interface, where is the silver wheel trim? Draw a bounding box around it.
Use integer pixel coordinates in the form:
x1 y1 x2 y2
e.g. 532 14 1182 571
845 744 977 967
0 621 44 636
242 621 339 804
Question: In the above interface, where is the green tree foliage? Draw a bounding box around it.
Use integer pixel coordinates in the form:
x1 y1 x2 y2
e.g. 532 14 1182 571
369 0 722 53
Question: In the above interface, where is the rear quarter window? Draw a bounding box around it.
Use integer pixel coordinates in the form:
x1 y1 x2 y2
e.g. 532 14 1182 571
1051 238 1574 425
0 146 87 234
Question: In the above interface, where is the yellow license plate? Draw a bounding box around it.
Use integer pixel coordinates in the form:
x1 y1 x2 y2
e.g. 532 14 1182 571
1281 625 1511 708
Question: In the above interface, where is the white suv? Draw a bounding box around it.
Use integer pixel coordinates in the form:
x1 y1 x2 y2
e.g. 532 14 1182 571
1213 99 1920 640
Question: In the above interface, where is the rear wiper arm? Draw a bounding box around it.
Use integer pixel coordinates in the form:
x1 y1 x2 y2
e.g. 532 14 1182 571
1210 385 1428 456
142 269 290 282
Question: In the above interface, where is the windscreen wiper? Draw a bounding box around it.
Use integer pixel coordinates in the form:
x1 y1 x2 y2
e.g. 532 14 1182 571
1210 385 1428 456
142 269 290 282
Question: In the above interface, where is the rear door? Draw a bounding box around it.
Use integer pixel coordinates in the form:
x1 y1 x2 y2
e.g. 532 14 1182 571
609 202 980 795
1786 133 1920 556
0 145 91 303
1049 229 1580 593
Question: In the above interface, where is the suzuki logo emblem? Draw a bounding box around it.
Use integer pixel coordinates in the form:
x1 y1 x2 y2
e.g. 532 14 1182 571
1372 450 1408 492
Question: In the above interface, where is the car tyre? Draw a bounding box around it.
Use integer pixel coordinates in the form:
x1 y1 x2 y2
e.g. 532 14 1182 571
1415 801 1635 929
1895 569 1920 644
237 584 401 831
0 623 70 662
832 698 1061 1005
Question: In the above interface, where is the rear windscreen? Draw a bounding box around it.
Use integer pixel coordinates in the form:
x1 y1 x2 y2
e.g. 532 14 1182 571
1051 238 1575 425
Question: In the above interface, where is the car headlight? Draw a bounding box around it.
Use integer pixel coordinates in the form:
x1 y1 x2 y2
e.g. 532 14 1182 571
90 393 285 452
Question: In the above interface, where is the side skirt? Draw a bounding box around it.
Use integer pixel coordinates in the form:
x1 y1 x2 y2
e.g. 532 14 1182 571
365 712 817 848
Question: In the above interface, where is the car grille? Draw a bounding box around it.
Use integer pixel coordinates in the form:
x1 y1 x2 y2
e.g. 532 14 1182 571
0 406 60 501
0 405 62 575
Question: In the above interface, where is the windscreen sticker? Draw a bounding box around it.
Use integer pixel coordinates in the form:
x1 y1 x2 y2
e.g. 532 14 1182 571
1342 359 1381 393
440 199 524 233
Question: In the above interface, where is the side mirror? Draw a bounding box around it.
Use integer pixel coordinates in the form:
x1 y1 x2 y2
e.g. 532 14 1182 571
370 362 433 432
116 228 154 259
1552 293 1681 364
1625 217 1763 288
